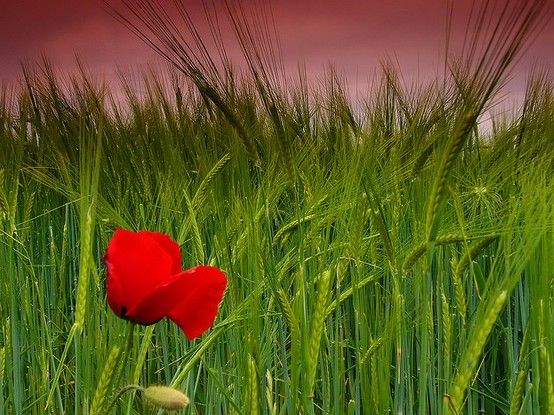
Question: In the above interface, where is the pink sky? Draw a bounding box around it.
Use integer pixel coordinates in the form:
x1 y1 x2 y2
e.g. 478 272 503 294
1 0 553 103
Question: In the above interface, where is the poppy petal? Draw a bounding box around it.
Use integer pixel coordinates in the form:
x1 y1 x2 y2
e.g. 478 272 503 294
123 272 181 324
138 230 182 274
104 229 178 320
124 266 226 333
105 263 124 318
104 228 227 338
167 266 227 339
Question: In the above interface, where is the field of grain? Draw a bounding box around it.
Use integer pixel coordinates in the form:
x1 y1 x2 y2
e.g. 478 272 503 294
0 1 553 414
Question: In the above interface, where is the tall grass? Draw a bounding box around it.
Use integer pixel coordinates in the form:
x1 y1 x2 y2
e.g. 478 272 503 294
1 1 553 413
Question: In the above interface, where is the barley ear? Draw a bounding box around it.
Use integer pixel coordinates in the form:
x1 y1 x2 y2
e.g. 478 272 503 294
275 288 301 352
192 153 231 208
509 326 530 415
446 290 508 414
426 111 476 242
441 291 452 378
538 300 554 413
90 346 121 415
0 347 5 382
403 233 467 274
247 353 260 415
305 270 332 397
451 236 497 320
74 209 93 330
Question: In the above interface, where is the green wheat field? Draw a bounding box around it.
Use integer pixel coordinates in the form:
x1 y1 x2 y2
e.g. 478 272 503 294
1 1 553 414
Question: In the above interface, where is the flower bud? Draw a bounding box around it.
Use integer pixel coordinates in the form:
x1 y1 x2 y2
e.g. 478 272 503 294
143 386 189 410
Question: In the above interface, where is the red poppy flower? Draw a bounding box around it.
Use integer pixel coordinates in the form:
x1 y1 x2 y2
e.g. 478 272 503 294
104 229 227 339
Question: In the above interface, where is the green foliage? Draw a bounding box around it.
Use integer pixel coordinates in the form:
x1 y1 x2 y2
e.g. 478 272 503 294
0 2 553 412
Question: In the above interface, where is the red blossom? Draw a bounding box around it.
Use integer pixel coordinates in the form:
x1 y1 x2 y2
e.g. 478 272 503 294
104 229 226 339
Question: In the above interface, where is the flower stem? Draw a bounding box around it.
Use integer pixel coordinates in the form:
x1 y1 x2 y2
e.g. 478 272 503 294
118 322 136 382
104 384 144 414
